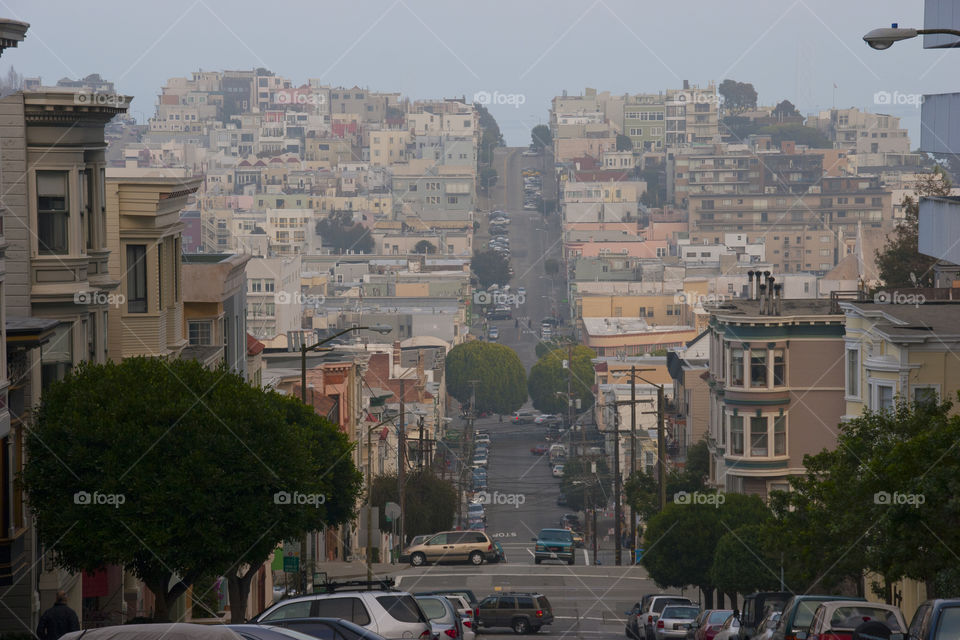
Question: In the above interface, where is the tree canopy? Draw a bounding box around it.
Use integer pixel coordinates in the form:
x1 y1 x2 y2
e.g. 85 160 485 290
476 102 504 165
471 249 511 288
767 398 960 600
757 123 832 148
876 166 951 288
413 239 437 254
21 357 362 622
316 210 374 253
616 134 633 151
531 124 552 151
527 344 596 414
772 99 801 121
445 341 527 414
718 79 758 113
370 470 457 539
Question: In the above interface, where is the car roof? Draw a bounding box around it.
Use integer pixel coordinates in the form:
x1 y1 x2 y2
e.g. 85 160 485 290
539 528 571 533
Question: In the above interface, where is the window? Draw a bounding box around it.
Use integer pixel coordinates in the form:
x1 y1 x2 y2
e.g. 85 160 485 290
846 346 860 398
873 382 895 411
41 323 73 390
264 279 275 292
262 601 313 621
497 597 517 609
750 349 767 387
729 415 744 455
913 386 939 407
730 348 744 386
126 244 148 313
188 321 213 346
251 279 262 293
750 416 768 456
774 415 786 455
315 598 371 625
37 171 70 254
773 349 785 386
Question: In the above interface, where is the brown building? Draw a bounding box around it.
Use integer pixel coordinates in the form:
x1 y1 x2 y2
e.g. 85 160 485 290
705 282 846 498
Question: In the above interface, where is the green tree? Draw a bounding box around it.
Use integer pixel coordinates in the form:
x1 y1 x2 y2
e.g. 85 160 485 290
876 167 951 288
561 458 611 511
710 524 781 598
21 358 361 622
476 103 504 165
531 124 552 151
535 340 562 359
616 134 633 151
369 470 457 538
527 345 596 414
757 124 832 148
625 440 711 524
772 99 801 121
413 239 437 254
445 341 527 414
718 79 758 113
544 258 559 276
479 166 498 192
316 210 374 253
641 493 769 607
720 115 762 141
471 249 510 287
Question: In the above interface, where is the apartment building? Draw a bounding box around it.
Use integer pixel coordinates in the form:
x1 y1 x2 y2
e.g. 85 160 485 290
246 255 302 342
665 81 719 147
390 160 475 221
705 289 845 498
105 169 202 360
807 107 910 159
579 317 697 356
623 94 666 151
368 128 410 167
181 253 251 376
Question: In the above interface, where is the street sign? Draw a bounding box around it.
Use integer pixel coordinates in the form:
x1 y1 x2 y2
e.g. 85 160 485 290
282 539 300 573
283 556 299 572
385 502 401 522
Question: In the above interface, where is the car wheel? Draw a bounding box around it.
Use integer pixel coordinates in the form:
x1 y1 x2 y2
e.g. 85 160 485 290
567 556 575 565
469 551 484 565
529 626 541 634
512 618 530 634
410 552 426 567
534 558 541 565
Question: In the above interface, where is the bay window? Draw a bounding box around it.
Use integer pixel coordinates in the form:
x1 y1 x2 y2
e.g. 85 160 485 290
846 346 860 398
729 415 744 455
37 171 69 255
773 349 786 386
750 416 768 456
730 348 744 386
750 350 768 387
774 415 786 456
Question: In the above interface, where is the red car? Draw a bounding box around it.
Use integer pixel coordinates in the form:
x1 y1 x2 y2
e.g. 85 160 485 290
694 609 734 640
530 444 548 455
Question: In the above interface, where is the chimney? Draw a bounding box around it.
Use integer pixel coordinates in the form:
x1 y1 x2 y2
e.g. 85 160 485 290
683 79 690 90
774 283 783 315
766 274 775 315
747 270 755 300
758 283 767 314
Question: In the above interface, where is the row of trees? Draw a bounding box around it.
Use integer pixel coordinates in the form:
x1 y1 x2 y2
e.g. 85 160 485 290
471 249 511 288
445 341 527 415
22 358 363 622
635 400 960 607
316 210 374 253
527 343 595 415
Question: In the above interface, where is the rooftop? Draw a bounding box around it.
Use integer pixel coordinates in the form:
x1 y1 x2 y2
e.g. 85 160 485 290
581 317 693 336
708 298 839 320
843 300 960 341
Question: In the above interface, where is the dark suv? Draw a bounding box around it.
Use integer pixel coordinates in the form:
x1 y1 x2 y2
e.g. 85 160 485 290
477 592 553 634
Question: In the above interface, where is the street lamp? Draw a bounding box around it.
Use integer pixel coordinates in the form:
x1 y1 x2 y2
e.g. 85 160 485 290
364 410 396 582
862 23 960 50
300 325 392 403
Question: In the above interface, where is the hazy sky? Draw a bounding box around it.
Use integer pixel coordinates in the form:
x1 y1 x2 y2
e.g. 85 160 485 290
1 0 952 146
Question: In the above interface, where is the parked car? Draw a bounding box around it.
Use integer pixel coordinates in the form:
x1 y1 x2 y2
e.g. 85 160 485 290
556 493 568 506
530 444 548 455
402 530 496 566
807 601 905 640
628 595 665 640
551 463 564 478
534 414 557 425
511 410 538 424
738 592 791 640
467 503 486 524
750 611 780 640
250 581 431 640
712 615 740 640
906 598 960 640
474 432 490 445
228 624 347 640
477 592 553 634
771 595 866 640
62 625 243 640
653 604 701 640
559 514 581 529
437 595 475 640
517 286 526 297
532 528 575 565
415 595 464 640
489 540 506 563
691 609 733 640
414 590 479 609
487 327 499 341
639 596 695 640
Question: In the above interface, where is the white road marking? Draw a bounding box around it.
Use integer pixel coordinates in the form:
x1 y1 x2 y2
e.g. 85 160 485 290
526 548 535 558
583 549 590 565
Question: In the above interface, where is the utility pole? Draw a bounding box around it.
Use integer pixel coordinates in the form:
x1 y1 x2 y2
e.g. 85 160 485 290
418 414 425 471
629 365 637 563
398 378 406 548
657 384 666 513
613 407 622 566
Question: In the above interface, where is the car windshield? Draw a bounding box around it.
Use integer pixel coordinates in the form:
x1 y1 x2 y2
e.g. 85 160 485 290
662 606 700 619
539 530 572 541
654 599 690 613
828 606 901 631
795 601 829 629
709 610 734 624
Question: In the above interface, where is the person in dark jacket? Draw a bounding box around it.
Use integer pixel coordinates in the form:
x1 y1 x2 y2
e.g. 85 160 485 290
37 590 80 640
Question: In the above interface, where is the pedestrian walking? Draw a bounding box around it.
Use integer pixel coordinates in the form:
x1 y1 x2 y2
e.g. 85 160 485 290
37 591 80 640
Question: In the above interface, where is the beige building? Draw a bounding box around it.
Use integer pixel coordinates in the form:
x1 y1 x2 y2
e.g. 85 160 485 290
246 255 303 343
105 169 201 360
181 253 251 374
369 128 410 167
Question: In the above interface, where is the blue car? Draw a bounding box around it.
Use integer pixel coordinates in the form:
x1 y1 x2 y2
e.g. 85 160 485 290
532 528 574 565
